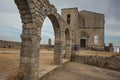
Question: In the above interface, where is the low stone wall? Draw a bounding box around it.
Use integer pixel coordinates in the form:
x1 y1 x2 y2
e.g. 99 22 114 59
0 40 21 48
71 54 120 71
40 44 54 50
0 40 54 49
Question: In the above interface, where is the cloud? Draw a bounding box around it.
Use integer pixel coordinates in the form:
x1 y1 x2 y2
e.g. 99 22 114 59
105 19 120 36
0 13 22 30
41 17 55 44
0 0 120 45
41 32 55 45
41 17 54 33
0 24 21 42
0 0 18 13
0 32 21 42
41 32 54 39
105 35 120 46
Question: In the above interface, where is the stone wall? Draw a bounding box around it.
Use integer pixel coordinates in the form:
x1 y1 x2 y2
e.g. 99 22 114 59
0 40 21 48
71 54 120 71
61 8 105 49
78 10 105 48
40 44 54 50
0 40 54 49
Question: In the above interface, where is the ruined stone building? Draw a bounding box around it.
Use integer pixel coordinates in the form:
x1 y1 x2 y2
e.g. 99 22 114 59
62 8 105 49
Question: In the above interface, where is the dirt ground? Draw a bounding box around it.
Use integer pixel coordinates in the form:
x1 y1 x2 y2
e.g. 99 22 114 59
0 48 55 80
0 48 119 80
77 50 118 57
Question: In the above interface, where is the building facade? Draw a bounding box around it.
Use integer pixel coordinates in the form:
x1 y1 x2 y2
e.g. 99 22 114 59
62 8 105 49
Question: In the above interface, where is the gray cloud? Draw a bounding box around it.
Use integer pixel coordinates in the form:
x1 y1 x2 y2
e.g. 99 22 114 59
107 0 120 21
0 0 120 45
50 0 120 45
0 0 18 13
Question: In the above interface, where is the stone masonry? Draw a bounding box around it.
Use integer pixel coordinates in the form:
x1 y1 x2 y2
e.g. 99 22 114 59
0 40 54 50
62 8 105 50
0 40 21 48
71 54 120 71
14 0 71 80
9 0 105 80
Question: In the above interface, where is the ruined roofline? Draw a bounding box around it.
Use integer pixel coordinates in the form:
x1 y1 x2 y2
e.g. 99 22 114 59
61 7 78 11
79 10 104 15
61 8 104 15
0 40 21 43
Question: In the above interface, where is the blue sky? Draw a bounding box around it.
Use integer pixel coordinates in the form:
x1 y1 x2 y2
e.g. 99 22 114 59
0 0 120 46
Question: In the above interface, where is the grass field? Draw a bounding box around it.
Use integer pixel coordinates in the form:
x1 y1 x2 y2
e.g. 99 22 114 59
0 48 118 80
0 48 54 80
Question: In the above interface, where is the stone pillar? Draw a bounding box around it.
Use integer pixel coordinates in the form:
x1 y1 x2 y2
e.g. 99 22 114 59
19 23 40 80
54 41 62 64
48 39 51 45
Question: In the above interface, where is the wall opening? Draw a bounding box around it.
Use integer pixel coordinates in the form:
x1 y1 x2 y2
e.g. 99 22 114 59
83 19 85 27
80 39 86 47
41 17 54 45
65 28 71 58
67 14 71 24
39 13 62 73
39 17 55 72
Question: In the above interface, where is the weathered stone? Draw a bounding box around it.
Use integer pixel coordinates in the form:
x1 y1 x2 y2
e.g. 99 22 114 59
62 8 105 50
71 55 120 71
29 2 36 9
13 0 105 80
0 40 20 48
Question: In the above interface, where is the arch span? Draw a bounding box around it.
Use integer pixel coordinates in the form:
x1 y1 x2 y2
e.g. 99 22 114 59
14 0 72 80
40 13 62 64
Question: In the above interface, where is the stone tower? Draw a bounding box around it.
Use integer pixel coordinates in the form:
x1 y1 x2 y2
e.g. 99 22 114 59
61 8 80 48
62 8 105 50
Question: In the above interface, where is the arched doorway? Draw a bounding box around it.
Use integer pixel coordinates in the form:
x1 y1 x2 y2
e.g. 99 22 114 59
80 31 89 48
64 28 71 59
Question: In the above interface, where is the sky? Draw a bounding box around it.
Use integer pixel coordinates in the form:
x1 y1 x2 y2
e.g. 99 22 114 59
0 0 120 46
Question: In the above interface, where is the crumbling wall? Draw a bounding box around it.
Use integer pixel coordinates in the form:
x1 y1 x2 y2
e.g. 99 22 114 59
71 54 120 71
40 44 54 50
0 40 21 48
0 40 54 49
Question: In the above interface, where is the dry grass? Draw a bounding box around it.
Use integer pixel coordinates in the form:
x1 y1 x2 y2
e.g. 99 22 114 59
0 48 118 80
78 50 117 57
0 48 54 80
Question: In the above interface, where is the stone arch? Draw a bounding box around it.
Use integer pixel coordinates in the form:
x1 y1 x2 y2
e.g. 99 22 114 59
15 0 41 80
15 0 38 24
14 0 72 80
40 13 62 65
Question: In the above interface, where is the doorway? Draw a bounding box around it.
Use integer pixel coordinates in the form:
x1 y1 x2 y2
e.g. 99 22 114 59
80 39 86 47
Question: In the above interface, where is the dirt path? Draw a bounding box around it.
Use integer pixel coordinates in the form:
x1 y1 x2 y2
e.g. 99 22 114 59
48 62 120 80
